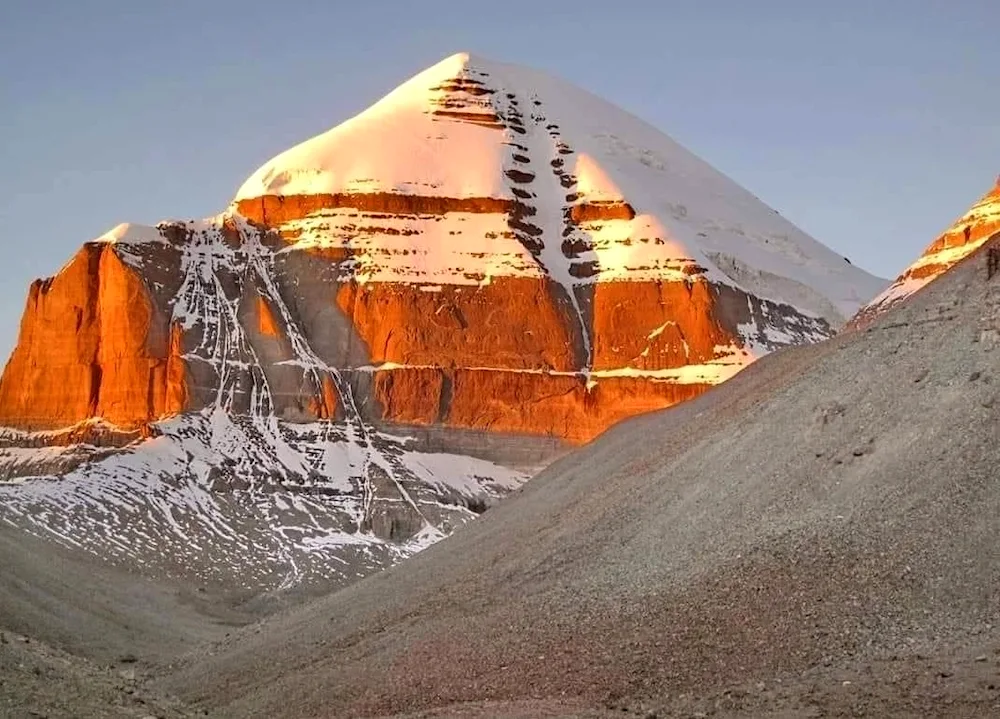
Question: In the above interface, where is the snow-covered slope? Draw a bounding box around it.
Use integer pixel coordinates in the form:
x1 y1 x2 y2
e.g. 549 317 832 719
1 411 525 590
237 52 884 324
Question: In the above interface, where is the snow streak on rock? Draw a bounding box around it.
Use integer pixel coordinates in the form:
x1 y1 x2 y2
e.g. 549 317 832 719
0 412 524 590
0 215 527 590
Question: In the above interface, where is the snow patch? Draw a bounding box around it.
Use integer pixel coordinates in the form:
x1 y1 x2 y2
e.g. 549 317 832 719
93 222 166 245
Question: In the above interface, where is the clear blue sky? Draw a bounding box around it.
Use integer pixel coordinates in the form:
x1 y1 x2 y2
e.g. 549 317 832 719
2 0 998 359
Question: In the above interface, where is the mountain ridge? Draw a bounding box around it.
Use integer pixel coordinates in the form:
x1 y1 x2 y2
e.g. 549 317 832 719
854 178 1000 324
0 52 883 592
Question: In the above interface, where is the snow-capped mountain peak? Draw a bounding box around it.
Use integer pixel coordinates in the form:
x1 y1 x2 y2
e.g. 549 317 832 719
235 52 885 323
1 52 884 592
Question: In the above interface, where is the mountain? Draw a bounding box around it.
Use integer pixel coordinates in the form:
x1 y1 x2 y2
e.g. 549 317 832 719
163 237 1000 718
854 178 1000 324
0 52 883 592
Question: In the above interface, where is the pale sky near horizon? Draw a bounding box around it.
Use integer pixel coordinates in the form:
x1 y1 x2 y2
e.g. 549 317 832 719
1 0 998 360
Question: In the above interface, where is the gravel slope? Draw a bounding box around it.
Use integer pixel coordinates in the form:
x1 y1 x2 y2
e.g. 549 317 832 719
0 529 256 665
162 239 1000 718
0 528 256 717
0 627 200 719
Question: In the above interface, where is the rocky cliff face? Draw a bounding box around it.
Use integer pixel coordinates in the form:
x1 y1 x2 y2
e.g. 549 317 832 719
853 180 1000 325
0 52 884 591
0 231 187 432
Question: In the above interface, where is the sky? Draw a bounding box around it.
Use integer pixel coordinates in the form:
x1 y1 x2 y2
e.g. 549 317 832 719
1 0 998 360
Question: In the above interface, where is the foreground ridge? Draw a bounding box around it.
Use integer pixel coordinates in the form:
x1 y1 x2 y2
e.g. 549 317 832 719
164 236 1000 718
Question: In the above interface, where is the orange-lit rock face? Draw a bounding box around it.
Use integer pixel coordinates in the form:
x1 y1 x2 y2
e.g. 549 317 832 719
855 181 1000 323
924 183 1000 257
235 193 520 228
334 279 578 371
0 243 185 431
590 280 729 371
0 55 889 443
0 214 832 443
257 296 282 338
161 322 189 417
369 367 706 443
309 375 339 421
327 272 762 441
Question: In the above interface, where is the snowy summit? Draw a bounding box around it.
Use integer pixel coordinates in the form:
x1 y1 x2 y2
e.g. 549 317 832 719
236 51 886 323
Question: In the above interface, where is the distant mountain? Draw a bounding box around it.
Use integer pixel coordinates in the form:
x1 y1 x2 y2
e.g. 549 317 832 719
854 178 1000 324
0 52 884 591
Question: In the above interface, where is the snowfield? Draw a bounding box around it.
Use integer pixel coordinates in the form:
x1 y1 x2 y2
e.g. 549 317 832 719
237 52 885 323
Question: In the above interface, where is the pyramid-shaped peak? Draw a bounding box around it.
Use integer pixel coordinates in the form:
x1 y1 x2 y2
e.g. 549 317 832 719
232 53 885 323
406 51 538 82
232 52 615 203
362 51 511 113
429 50 490 71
